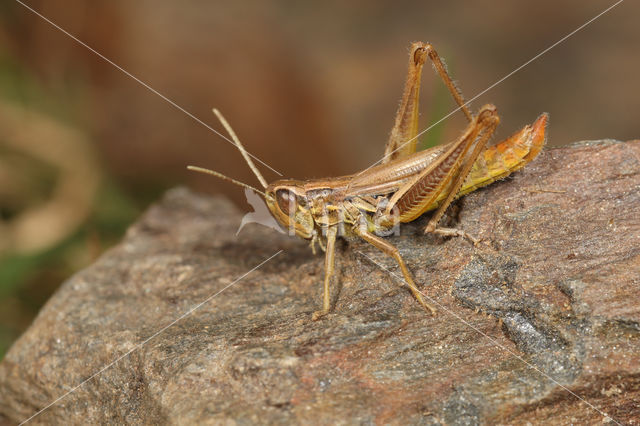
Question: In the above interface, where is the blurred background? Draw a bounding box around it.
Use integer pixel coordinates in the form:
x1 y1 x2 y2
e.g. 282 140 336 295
0 0 638 358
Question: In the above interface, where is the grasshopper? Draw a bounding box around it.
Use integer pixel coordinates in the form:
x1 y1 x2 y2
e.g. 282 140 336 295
189 42 547 320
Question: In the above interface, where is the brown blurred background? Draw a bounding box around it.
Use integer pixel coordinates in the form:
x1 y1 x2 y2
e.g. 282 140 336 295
0 0 638 358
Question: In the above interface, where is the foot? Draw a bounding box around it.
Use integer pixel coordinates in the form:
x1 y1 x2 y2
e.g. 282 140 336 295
427 226 481 246
409 287 438 315
312 309 330 321
413 291 437 315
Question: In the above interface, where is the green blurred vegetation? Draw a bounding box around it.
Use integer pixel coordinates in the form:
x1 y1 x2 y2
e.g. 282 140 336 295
0 50 143 359
0 181 141 356
419 57 456 152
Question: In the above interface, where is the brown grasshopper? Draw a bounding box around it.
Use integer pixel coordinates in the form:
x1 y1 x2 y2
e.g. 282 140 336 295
189 42 547 320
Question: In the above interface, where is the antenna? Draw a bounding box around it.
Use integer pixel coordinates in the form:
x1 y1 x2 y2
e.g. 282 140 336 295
187 166 267 198
212 108 268 189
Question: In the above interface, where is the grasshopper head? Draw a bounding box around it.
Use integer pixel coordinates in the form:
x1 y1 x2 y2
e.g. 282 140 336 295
266 181 314 239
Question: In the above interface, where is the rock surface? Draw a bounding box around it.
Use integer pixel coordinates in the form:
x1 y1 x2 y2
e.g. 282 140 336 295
1 140 639 425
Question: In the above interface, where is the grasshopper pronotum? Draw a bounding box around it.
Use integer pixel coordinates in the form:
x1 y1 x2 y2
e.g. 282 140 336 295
189 42 547 320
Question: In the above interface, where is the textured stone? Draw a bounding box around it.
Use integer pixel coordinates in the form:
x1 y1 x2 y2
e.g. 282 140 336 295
1 140 639 425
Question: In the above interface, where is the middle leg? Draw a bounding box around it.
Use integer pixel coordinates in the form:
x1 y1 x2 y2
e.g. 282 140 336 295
354 226 436 314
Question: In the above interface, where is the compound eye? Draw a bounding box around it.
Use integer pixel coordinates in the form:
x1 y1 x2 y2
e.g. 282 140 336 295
276 189 296 214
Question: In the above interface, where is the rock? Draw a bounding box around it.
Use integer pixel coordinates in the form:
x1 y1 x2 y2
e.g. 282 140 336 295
1 140 639 425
